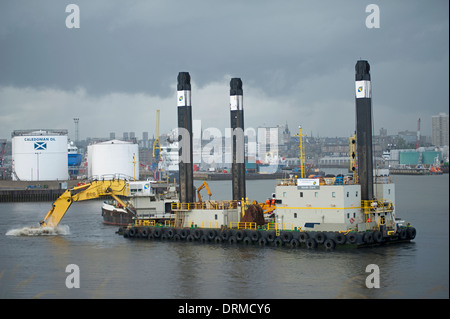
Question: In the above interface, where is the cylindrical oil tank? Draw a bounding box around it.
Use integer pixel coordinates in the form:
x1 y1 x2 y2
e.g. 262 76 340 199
11 129 69 181
87 140 139 180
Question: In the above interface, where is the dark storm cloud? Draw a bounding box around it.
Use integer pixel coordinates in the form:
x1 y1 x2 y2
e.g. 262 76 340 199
0 0 448 139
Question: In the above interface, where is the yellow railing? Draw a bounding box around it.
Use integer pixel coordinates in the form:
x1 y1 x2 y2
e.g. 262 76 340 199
276 175 394 187
171 200 238 211
230 222 256 230
361 199 394 215
165 220 174 227
201 221 219 229
134 219 156 227
276 176 357 186
267 223 294 231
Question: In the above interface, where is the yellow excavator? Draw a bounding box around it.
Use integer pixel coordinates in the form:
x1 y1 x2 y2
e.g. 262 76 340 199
40 179 135 228
196 181 212 203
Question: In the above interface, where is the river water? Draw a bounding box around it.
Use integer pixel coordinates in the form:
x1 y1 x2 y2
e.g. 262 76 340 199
0 174 448 299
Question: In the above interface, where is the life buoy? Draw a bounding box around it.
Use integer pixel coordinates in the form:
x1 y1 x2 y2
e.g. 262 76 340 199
349 218 355 224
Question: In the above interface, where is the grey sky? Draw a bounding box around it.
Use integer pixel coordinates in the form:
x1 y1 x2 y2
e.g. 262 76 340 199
0 0 448 141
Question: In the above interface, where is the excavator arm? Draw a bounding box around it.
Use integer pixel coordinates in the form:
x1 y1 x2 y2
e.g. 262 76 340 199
40 179 133 228
197 181 212 203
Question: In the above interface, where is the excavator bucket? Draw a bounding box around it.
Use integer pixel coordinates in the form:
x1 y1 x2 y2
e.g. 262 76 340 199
40 189 73 228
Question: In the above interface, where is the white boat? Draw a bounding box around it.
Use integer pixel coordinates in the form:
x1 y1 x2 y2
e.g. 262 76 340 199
102 180 178 226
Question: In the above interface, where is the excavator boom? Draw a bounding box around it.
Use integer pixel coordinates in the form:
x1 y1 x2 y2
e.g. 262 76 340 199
196 181 212 203
40 179 131 228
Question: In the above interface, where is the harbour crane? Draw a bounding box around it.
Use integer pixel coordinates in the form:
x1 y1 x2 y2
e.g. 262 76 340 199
152 109 161 160
416 118 421 149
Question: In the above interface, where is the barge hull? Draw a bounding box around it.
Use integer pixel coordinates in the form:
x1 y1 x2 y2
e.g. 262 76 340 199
119 226 416 250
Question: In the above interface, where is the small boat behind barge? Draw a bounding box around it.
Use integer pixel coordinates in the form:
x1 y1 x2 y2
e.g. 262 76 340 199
102 180 178 226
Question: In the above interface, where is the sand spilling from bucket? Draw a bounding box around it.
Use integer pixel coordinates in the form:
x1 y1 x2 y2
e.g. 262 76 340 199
6 225 70 236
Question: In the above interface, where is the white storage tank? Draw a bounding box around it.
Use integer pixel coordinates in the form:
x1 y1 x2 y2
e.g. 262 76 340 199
87 140 139 180
11 129 69 181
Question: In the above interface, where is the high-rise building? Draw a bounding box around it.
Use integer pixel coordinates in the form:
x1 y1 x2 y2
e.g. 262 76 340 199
431 113 449 146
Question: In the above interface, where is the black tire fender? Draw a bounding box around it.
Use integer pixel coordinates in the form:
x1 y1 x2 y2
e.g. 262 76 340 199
373 230 383 243
335 233 346 244
228 235 238 244
347 233 358 244
324 238 336 251
289 238 301 248
281 232 293 243
258 237 267 246
243 237 252 245
315 232 326 244
299 232 309 243
306 238 317 249
364 231 374 244
235 230 244 241
407 227 416 240
153 228 162 239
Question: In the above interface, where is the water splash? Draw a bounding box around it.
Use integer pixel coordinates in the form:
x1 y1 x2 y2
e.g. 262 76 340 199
5 225 70 236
